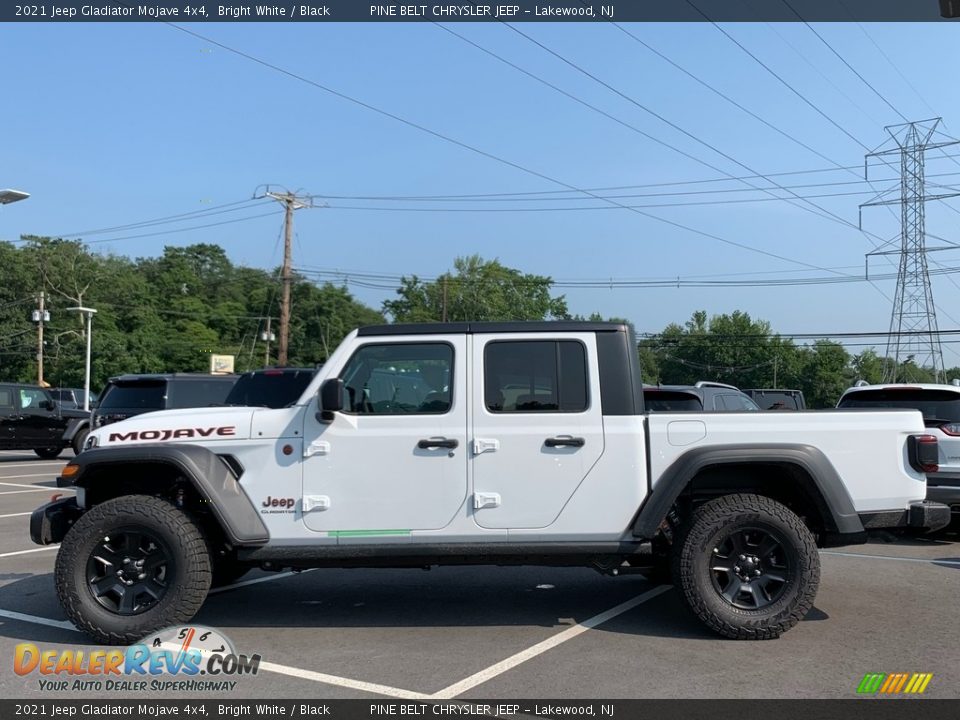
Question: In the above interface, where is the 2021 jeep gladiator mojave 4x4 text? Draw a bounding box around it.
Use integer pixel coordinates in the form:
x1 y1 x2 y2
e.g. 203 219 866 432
31 323 950 642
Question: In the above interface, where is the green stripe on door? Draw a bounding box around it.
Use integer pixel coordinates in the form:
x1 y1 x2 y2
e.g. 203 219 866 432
327 529 412 538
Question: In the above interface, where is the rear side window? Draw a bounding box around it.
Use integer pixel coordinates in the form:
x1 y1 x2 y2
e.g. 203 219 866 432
0 388 12 408
167 379 235 409
225 370 315 409
644 391 703 412
838 389 960 423
98 382 166 410
485 340 588 413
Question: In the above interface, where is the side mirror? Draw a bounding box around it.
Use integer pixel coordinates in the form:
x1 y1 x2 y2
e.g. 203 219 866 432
317 378 343 423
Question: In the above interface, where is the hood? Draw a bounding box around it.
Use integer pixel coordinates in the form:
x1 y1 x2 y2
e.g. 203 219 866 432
90 406 255 448
59 408 92 419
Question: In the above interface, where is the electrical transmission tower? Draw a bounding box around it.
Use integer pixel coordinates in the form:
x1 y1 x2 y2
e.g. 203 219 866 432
861 119 960 383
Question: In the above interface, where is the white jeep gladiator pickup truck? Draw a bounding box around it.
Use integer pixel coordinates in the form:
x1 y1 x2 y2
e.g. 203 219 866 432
31 322 950 643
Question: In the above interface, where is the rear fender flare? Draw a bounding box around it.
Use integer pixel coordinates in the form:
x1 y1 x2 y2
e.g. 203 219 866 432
632 444 864 538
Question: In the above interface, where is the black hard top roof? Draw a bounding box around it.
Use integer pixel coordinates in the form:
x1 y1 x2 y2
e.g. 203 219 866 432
357 321 629 336
109 373 237 383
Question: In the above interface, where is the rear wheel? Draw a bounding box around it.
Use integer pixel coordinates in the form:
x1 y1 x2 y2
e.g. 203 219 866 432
672 493 819 640
35 447 63 459
55 495 212 644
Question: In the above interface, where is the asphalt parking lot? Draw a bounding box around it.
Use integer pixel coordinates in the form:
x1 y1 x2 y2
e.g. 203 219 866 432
1 450 958 700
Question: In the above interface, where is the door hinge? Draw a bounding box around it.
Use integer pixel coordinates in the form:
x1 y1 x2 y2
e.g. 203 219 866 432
473 438 500 455
303 495 331 512
474 492 501 509
304 440 331 457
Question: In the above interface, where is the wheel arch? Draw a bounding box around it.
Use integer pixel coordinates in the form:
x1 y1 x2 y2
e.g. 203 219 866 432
632 444 865 542
64 445 268 546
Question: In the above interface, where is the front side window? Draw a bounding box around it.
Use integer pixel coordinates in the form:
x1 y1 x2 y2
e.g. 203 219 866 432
18 388 51 413
485 340 588 413
340 343 453 415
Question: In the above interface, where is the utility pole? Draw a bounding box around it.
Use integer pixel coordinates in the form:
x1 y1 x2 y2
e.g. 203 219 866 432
442 277 448 322
261 316 275 367
862 119 960 383
257 187 315 366
31 292 49 385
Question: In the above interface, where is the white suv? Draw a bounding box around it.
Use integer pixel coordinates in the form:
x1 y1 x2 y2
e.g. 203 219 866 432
838 383 960 529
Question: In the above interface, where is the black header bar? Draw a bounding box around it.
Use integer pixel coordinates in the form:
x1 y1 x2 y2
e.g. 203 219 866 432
3 1 958 23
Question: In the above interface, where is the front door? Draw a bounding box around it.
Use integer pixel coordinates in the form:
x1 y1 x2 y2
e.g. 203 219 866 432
302 337 468 536
14 387 63 449
471 334 605 529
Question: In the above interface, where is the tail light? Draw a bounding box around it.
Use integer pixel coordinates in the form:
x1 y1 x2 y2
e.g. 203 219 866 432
939 423 960 436
908 434 939 473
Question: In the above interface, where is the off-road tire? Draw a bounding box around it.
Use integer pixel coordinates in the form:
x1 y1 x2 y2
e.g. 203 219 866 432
35 447 62 459
55 495 212 645
671 493 819 640
71 429 89 455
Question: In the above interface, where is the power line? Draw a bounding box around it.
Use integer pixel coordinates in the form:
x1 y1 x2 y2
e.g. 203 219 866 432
75 210 283 246
161 22 838 274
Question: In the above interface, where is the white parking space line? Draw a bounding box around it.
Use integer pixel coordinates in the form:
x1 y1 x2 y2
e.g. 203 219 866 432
0 604 429 700
209 569 316 594
0 609 76 631
821 550 960 567
431 585 672 699
0 545 58 559
0 462 67 469
0 488 70 495
0 512 31 519
0 480 60 490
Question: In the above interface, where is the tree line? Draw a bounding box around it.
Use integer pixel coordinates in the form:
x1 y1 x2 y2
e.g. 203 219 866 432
0 239 947 407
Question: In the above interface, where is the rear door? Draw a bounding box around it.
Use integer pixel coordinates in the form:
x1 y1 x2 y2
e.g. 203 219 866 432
471 333 604 529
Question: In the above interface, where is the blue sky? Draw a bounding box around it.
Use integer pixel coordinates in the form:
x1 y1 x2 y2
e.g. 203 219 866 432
2 21 960 360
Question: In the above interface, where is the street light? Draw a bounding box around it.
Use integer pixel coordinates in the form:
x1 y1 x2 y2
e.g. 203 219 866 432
0 189 29 205
67 306 97 412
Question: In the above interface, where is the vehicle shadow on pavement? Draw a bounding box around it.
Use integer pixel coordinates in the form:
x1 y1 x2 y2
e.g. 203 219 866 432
933 557 960 570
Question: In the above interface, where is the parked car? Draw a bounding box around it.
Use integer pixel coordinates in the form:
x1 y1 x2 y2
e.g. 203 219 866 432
837 383 960 530
644 381 760 412
743 388 806 411
0 383 91 458
91 373 238 431
50 388 99 410
222 367 317 409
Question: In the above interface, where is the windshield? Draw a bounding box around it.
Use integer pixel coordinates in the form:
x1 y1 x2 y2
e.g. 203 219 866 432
98 381 166 410
224 370 315 409
838 389 960 423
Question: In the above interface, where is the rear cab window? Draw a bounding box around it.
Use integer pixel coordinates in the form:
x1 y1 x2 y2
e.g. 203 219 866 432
644 391 703 412
167 378 235 409
98 381 166 411
838 389 960 426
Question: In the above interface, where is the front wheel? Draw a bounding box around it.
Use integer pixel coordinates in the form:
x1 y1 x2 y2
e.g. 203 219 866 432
672 493 820 640
55 495 212 645
71 428 89 455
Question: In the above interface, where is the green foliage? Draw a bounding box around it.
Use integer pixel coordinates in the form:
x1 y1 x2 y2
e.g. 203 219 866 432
383 255 568 322
0 238 383 390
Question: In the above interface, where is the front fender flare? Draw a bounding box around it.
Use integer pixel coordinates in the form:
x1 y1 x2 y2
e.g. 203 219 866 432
60 444 268 545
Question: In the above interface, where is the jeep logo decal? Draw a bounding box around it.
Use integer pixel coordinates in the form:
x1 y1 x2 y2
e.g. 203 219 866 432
108 427 236 442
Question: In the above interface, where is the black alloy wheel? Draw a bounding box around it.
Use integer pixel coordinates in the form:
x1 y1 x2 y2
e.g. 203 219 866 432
86 527 173 615
708 526 790 610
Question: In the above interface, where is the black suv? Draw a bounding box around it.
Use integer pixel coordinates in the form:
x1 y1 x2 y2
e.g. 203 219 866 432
222 367 317 409
0 383 91 458
92 373 238 430
644 381 760 412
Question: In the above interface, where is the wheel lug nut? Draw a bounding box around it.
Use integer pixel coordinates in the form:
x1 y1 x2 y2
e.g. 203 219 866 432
138 573 146 580
755 570 761 576
734 566 741 572
123 558 130 564
739 555 745 560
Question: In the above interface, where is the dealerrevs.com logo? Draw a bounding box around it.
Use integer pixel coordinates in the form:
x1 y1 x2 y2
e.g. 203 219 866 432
857 672 934 695
14 625 260 692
